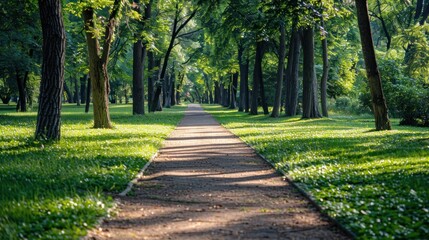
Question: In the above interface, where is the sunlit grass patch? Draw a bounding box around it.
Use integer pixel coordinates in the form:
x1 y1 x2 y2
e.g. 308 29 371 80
0 104 185 239
204 105 429 239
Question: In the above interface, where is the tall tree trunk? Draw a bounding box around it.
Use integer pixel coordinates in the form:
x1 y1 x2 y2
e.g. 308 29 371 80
147 51 155 112
132 0 151 115
133 39 145 114
35 0 66 141
80 74 87 104
250 40 265 115
271 21 286 118
355 0 391 130
74 77 80 106
82 0 122 128
16 71 28 112
302 27 321 119
238 44 245 112
320 18 329 117
150 5 197 111
285 28 301 116
171 74 176 106
85 76 91 113
63 80 73 103
214 81 220 104
229 72 238 109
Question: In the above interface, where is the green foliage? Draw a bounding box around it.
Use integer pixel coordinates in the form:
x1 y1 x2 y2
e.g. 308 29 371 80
0 104 185 239
205 105 429 239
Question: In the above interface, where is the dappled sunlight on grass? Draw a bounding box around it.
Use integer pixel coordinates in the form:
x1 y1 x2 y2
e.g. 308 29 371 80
0 104 185 239
204 105 429 239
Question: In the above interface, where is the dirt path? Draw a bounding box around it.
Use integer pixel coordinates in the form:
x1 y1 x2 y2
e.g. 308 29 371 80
87 104 349 239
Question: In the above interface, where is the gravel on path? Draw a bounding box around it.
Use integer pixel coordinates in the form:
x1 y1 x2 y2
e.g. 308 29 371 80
86 104 350 240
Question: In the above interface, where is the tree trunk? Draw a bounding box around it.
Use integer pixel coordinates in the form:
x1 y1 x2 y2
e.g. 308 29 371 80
320 18 329 117
35 0 66 141
80 74 87 104
302 27 321 119
16 71 28 112
63 80 73 103
250 40 265 115
85 76 91 113
74 77 80 106
355 0 391 130
132 39 145 114
147 51 154 112
238 44 245 112
229 73 238 109
132 0 151 114
271 21 286 118
285 28 301 116
150 5 197 111
82 0 122 128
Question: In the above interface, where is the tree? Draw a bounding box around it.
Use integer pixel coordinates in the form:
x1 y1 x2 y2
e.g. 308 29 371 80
35 0 66 140
271 21 286 118
320 16 329 117
75 0 124 128
355 0 391 130
132 0 152 115
150 2 197 112
302 27 321 119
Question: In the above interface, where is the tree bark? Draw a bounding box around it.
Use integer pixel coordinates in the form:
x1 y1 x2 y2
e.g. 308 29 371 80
35 0 66 141
285 28 301 116
271 21 286 118
132 0 151 115
73 77 80 106
147 51 155 112
80 74 87 104
229 72 238 109
16 71 28 112
302 27 321 119
63 80 73 103
85 76 91 113
355 0 391 130
82 0 122 128
250 40 265 115
150 5 197 111
320 18 329 117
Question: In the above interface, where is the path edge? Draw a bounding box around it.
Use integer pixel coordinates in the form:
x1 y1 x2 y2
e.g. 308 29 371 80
205 109 357 240
84 107 187 239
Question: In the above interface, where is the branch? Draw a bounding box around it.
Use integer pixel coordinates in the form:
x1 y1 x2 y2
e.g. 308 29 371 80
177 28 203 39
173 8 198 37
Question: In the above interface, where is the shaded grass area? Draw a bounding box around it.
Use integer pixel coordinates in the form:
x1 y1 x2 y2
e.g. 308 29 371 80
0 104 185 239
204 105 429 239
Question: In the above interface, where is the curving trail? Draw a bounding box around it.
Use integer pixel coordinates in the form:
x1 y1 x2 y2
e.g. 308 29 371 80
87 104 349 240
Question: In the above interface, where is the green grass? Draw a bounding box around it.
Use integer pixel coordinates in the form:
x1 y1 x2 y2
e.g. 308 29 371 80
204 105 429 239
0 104 185 239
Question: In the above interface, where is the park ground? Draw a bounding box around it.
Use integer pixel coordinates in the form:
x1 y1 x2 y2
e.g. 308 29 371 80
0 103 428 239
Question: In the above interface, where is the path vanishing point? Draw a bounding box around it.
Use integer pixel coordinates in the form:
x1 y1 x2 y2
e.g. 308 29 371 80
86 104 350 240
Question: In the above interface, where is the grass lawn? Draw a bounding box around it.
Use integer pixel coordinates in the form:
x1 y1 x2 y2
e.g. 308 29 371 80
0 104 185 239
204 105 429 239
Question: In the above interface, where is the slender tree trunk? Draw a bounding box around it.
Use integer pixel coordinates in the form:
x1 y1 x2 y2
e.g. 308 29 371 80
35 0 66 141
132 0 151 115
302 27 321 119
238 44 245 112
229 72 238 109
133 39 145 114
16 71 28 112
150 5 197 111
74 77 80 106
355 0 391 130
285 28 301 116
63 80 73 103
271 21 286 118
85 76 91 113
147 51 154 112
320 18 329 117
250 41 265 115
82 0 122 128
80 74 87 104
